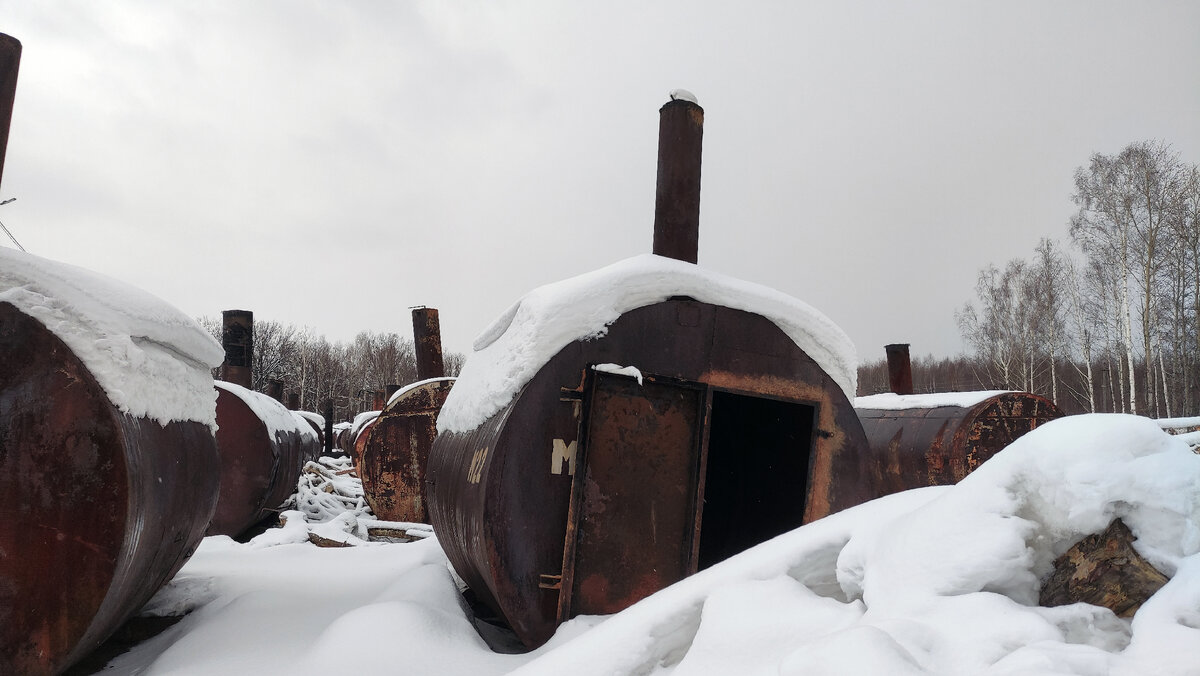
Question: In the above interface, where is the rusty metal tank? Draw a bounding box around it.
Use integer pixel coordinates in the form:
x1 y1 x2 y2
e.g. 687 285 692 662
427 296 871 649
208 381 322 537
0 302 220 675
359 378 455 523
854 390 1063 499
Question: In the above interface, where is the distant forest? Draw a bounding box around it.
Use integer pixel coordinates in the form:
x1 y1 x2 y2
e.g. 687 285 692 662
198 317 465 423
861 141 1200 419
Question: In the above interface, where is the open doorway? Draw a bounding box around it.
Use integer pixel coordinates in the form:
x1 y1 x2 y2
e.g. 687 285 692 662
697 390 816 569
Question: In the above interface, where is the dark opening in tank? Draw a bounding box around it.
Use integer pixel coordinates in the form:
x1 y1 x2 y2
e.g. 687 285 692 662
698 391 816 569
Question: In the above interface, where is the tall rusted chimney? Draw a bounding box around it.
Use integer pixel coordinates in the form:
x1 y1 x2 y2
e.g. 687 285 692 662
0 33 22 191
885 343 914 396
652 91 704 264
220 309 253 389
412 306 445 380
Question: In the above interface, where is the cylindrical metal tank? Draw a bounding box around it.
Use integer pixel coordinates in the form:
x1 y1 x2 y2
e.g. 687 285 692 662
359 378 455 523
854 390 1063 499
428 299 870 649
0 303 220 675
208 381 322 537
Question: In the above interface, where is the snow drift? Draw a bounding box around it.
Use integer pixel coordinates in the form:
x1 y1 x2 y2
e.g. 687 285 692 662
0 247 223 430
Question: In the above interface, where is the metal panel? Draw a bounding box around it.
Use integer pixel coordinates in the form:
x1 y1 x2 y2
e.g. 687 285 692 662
559 372 706 619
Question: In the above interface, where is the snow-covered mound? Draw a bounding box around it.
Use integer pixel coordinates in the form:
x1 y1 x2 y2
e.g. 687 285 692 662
0 248 223 430
855 390 1013 410
439 254 857 433
105 413 1200 675
514 413 1200 675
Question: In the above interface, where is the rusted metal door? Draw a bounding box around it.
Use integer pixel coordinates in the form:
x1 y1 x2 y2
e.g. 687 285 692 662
558 371 707 621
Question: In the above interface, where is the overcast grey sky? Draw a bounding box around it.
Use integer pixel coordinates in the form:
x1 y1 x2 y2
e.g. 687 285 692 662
2 1 1198 365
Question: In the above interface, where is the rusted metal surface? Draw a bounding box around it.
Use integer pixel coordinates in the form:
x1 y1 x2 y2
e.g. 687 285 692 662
208 384 321 537
0 302 219 675
412 307 446 380
359 378 455 523
267 379 284 403
855 391 1063 500
559 373 704 619
652 98 704 264
352 417 379 467
219 309 253 389
427 299 869 649
0 33 20 190
885 343 913 395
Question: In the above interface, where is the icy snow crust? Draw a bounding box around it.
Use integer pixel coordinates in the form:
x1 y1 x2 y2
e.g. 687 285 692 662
0 248 223 430
115 414 1200 674
438 254 857 433
855 390 1014 410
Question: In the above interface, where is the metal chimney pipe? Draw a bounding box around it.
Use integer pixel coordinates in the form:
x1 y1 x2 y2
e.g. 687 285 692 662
652 93 704 264
267 379 284 403
0 33 22 191
412 307 445 380
372 390 386 411
885 343 914 395
220 309 253 389
287 392 300 410
322 398 334 455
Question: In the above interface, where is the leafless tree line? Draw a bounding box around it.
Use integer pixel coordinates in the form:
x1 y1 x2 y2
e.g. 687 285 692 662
198 317 465 422
933 140 1200 417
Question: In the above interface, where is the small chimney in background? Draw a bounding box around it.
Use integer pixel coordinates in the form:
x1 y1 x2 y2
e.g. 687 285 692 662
412 306 445 380
885 343 914 396
267 380 284 403
220 310 254 389
322 398 334 454
652 90 704 264
287 392 300 410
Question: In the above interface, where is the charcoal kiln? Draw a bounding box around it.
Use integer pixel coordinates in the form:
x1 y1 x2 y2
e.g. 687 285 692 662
208 381 321 537
854 344 1063 500
359 308 454 523
426 93 872 649
209 309 320 537
0 249 222 675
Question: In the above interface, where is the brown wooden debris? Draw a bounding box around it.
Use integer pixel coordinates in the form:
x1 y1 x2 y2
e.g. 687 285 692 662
308 533 354 548
367 527 412 542
1039 518 1169 617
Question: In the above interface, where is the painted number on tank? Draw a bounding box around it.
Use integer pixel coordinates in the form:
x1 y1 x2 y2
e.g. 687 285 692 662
551 438 577 476
467 446 489 484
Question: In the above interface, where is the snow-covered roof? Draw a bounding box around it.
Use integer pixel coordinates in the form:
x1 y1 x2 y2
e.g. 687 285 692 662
0 248 224 430
385 377 456 406
215 381 306 440
294 410 326 430
438 254 857 433
349 410 381 440
854 390 1015 410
